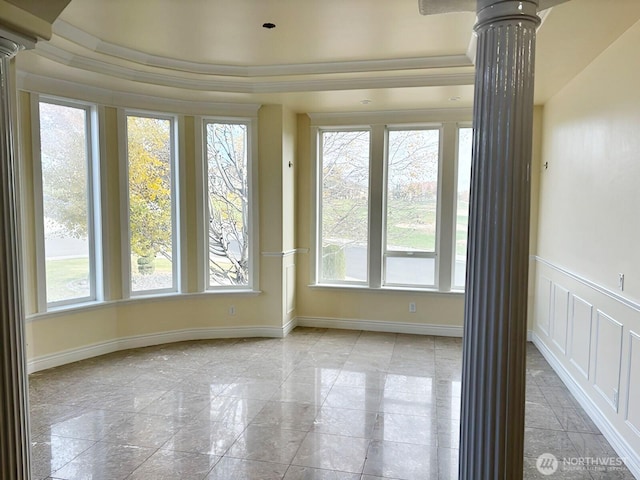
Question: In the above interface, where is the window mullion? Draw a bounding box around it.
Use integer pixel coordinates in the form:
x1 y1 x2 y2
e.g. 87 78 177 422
368 125 385 288
438 122 457 292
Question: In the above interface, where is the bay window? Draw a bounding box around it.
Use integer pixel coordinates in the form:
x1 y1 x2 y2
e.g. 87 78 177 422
315 121 471 292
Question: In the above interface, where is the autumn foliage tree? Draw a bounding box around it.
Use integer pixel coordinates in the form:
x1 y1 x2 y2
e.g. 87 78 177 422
126 116 173 273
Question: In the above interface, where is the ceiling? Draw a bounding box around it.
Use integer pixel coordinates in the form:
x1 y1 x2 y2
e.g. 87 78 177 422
15 0 640 113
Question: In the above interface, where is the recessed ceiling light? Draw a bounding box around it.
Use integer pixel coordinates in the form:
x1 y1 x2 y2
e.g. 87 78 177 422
360 99 372 105
262 22 276 29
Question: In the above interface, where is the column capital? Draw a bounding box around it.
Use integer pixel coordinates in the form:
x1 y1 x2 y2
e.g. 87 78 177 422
0 37 22 59
418 0 570 16
476 0 541 30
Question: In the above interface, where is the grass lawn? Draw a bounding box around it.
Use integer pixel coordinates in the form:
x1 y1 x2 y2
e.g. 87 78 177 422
46 257 90 302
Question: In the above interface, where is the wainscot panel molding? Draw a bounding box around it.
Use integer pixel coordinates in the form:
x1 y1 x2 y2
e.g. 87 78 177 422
552 284 570 354
568 294 593 381
532 257 640 478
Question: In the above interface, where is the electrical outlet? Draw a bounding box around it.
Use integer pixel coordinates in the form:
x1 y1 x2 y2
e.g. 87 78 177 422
409 302 416 313
229 305 236 316
618 273 625 291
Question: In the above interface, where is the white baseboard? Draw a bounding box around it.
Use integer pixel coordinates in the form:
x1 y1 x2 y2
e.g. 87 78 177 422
283 318 297 336
27 324 289 374
532 332 640 479
296 316 464 337
28 316 535 381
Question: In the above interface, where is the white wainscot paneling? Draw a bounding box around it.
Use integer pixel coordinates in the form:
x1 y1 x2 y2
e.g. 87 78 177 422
569 294 593 380
552 284 570 354
626 331 640 436
594 310 623 412
536 276 552 336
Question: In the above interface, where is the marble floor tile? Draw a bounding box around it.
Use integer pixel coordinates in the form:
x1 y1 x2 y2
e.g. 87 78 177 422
101 412 182 448
285 367 340 386
550 405 601 434
323 386 383 412
205 457 288 480
311 406 377 438
252 401 322 431
227 425 307 464
272 379 331 405
30 435 95 479
333 370 387 390
90 386 167 413
161 418 246 455
197 396 267 425
362 439 438 480
140 390 213 421
384 373 433 395
372 412 437 445
219 379 283 400
292 432 370 473
567 431 621 459
379 389 436 417
127 449 220 480
30 404 85 437
282 465 359 479
51 442 154 480
525 401 565 430
48 410 131 442
524 427 581 459
27 329 630 480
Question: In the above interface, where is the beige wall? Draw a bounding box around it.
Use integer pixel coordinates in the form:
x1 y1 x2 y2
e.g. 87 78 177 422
532 19 640 475
537 20 640 301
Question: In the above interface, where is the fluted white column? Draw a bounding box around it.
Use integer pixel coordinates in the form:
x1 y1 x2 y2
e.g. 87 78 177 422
459 1 540 479
0 36 31 480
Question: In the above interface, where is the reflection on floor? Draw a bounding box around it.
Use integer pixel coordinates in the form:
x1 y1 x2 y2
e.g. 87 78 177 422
28 328 635 479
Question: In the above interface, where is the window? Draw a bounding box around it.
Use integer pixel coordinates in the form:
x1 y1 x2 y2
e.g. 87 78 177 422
125 113 177 294
36 99 98 306
384 129 440 287
454 127 472 289
318 130 370 284
315 121 470 291
204 120 253 289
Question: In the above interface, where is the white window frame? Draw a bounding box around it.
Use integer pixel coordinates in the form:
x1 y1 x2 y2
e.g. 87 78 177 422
32 95 102 310
310 113 471 293
119 110 180 297
316 126 372 287
198 116 259 292
382 125 443 289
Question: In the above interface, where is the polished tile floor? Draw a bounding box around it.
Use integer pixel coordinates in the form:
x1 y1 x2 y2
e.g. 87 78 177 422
28 328 634 479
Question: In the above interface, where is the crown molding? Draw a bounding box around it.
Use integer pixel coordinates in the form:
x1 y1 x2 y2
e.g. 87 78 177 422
53 19 473 78
308 107 473 125
34 41 475 94
17 71 260 116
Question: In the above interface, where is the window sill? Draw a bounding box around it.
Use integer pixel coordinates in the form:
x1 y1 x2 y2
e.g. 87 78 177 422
26 289 263 322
